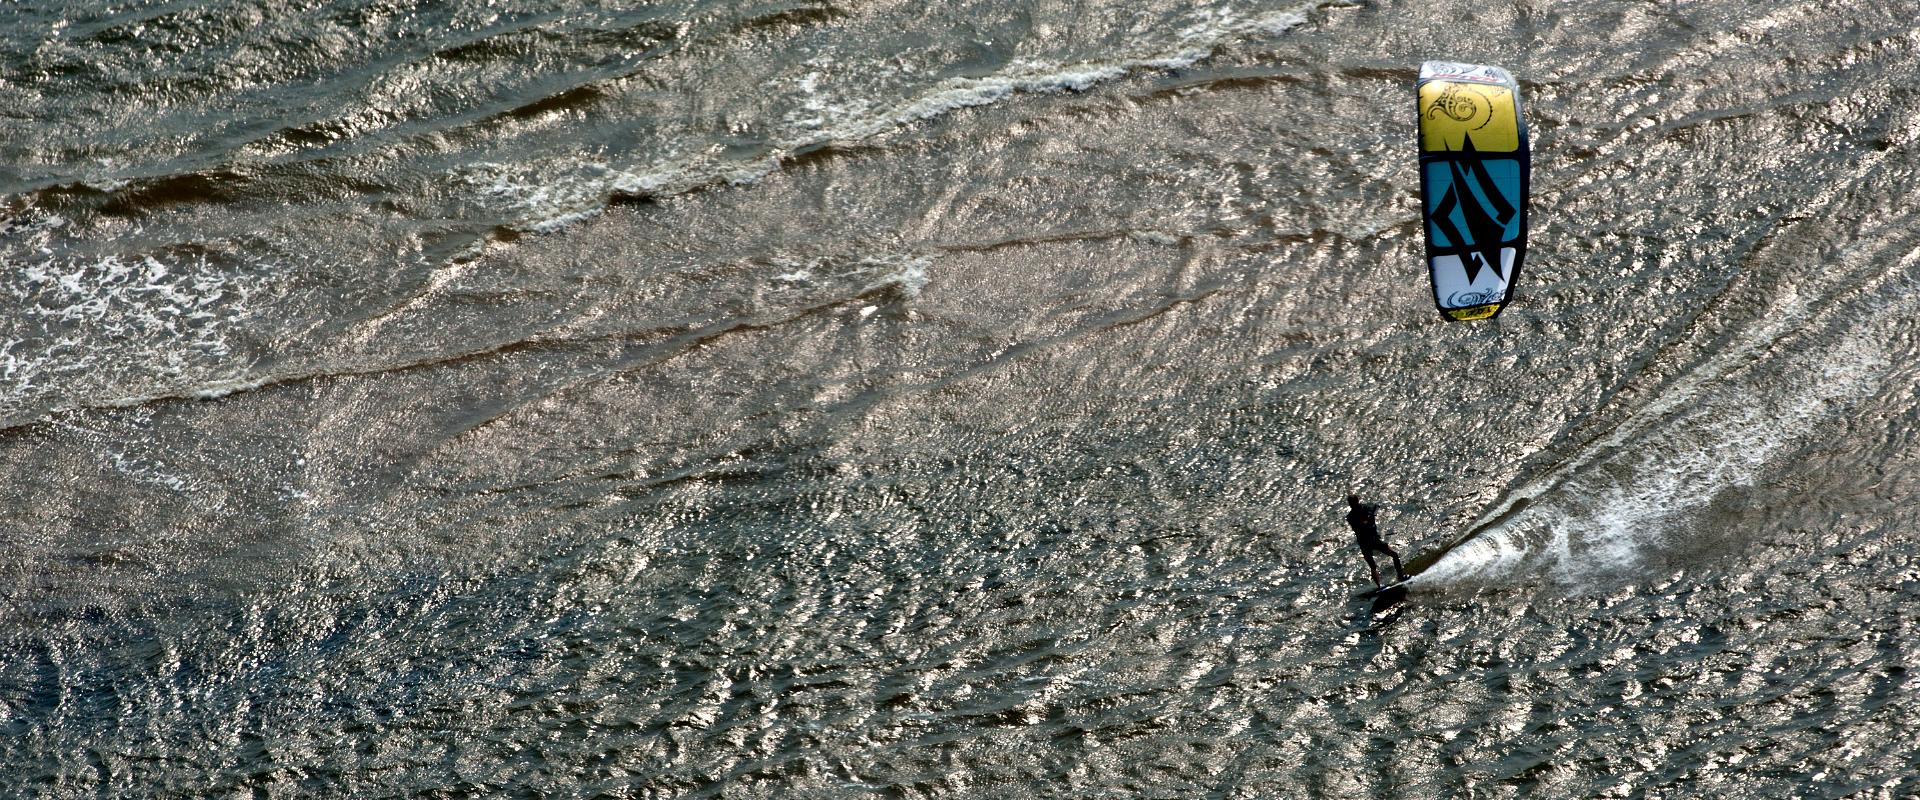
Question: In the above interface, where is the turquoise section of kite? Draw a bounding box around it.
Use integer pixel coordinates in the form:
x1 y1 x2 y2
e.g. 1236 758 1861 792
1423 159 1524 248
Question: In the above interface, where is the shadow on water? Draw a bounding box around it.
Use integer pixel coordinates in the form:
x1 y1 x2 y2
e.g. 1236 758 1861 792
1366 584 1410 616
1348 586 1413 658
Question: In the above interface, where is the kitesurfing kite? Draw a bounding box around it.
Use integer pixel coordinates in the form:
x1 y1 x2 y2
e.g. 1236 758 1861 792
1416 61 1530 321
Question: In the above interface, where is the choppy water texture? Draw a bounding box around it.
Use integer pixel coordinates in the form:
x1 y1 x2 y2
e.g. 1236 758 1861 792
3 0 1918 796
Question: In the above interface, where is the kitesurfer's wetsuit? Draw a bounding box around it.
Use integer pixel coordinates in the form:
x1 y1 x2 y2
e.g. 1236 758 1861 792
1346 494 1406 587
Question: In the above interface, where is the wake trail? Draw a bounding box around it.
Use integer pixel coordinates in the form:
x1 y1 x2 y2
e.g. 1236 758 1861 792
1411 148 1920 587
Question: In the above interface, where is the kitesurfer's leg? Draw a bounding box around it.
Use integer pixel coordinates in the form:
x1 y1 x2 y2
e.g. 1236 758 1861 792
1384 545 1407 582
1362 550 1383 587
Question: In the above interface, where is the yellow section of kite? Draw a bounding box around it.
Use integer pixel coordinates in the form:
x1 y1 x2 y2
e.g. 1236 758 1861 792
1418 81 1520 153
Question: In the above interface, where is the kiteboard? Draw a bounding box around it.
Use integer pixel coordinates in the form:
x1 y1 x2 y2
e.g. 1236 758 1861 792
1416 61 1530 321
1354 577 1412 613
1352 575 1414 600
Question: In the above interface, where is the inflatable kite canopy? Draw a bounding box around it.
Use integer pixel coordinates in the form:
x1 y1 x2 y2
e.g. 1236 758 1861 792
1416 61 1530 321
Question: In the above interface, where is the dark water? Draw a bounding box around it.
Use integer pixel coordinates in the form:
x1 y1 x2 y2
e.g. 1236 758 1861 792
4 0 1918 796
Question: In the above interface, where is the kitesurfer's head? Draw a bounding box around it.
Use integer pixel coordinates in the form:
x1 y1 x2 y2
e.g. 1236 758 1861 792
1347 494 1361 507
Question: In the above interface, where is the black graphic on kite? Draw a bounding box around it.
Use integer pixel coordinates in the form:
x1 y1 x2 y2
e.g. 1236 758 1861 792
1426 135 1515 284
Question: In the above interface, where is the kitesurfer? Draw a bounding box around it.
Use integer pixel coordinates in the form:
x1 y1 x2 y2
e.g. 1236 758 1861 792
1346 494 1406 587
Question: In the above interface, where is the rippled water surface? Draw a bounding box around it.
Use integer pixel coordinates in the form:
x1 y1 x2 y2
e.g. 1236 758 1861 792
3 0 1918 796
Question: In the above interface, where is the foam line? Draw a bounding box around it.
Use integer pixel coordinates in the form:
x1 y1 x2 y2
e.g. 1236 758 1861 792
468 3 1323 232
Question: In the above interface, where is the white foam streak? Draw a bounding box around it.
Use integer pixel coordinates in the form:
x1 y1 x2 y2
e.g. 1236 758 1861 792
762 252 935 304
0 217 271 422
858 254 932 299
